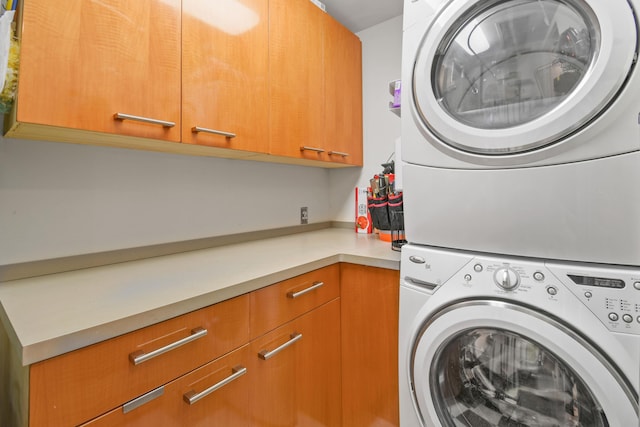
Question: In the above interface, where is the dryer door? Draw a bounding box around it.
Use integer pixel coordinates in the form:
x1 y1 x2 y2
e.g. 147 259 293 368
412 0 637 155
410 300 638 426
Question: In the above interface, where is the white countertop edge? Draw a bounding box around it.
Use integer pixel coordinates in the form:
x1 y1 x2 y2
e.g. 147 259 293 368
1 229 400 366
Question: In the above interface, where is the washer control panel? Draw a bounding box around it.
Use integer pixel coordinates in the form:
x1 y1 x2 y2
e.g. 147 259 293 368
402 245 640 336
545 262 640 336
456 256 639 336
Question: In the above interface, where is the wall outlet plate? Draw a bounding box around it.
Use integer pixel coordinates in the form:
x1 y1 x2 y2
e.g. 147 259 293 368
300 207 309 224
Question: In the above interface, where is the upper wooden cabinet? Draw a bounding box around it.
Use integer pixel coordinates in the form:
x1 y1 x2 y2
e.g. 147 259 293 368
14 0 182 142
7 0 362 167
268 0 325 161
181 0 269 153
269 0 363 166
324 14 363 166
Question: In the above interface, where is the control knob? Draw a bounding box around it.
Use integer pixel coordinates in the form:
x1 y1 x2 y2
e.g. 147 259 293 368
494 267 520 291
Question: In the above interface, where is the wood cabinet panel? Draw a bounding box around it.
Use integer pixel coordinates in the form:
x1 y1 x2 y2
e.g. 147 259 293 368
324 15 363 166
340 263 400 427
16 0 181 141
181 0 269 152
250 264 340 339
249 298 342 426
80 345 252 426
268 0 326 160
29 295 250 427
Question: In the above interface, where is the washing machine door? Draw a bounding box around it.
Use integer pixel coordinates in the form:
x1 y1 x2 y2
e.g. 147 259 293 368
410 300 638 426
412 0 638 155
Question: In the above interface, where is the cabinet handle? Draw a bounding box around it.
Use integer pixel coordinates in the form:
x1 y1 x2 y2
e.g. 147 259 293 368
300 146 325 153
191 126 236 138
113 112 175 128
258 332 302 360
328 151 350 157
183 365 247 405
287 281 324 299
129 327 208 366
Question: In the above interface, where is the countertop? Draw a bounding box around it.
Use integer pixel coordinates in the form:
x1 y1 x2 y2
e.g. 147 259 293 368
0 228 400 366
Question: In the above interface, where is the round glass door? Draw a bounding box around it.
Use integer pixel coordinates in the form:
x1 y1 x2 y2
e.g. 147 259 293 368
432 328 607 426
412 0 637 154
411 301 638 426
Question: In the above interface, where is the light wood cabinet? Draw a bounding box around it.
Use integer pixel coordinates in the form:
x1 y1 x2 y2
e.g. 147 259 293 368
268 0 326 161
181 0 269 153
268 0 363 165
80 345 252 426
19 263 396 426
249 298 342 426
323 14 363 166
249 264 342 426
7 0 362 167
13 0 181 142
29 295 250 427
340 263 400 427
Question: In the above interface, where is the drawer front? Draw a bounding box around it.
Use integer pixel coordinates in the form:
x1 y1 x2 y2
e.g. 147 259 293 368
250 264 340 338
29 294 250 427
80 345 252 426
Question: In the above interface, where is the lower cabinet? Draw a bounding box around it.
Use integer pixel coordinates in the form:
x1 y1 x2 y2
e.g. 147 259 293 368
249 298 342 426
24 263 397 426
340 263 400 427
80 345 252 426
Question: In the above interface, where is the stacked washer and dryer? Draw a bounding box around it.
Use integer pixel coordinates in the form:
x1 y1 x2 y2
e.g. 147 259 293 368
398 0 640 425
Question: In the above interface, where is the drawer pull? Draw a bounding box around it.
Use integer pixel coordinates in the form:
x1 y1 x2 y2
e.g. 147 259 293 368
129 327 208 366
191 126 236 138
328 151 350 157
258 333 302 360
183 365 247 405
113 112 175 128
123 386 164 413
287 281 324 299
300 146 325 153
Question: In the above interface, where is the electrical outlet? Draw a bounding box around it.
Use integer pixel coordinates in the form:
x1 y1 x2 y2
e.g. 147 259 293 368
300 207 308 224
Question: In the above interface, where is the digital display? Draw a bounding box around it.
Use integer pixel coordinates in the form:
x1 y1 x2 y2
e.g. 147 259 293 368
568 274 625 289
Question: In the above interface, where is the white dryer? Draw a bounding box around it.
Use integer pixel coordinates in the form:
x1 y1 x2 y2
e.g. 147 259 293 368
401 0 640 265
399 243 640 427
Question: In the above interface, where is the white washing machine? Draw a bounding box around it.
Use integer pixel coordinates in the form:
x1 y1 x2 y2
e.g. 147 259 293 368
399 243 640 426
401 0 640 265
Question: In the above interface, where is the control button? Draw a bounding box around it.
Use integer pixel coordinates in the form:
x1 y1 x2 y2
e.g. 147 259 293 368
634 281 640 290
533 272 545 281
584 291 592 299
608 313 619 322
464 274 472 282
494 267 520 291
637 316 640 324
474 264 483 272
622 314 633 323
409 256 425 264
546 286 558 296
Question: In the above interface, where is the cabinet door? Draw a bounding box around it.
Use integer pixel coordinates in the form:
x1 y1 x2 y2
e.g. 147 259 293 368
182 0 269 153
268 0 326 161
81 345 252 426
250 298 342 426
340 263 400 427
323 15 363 166
16 0 181 141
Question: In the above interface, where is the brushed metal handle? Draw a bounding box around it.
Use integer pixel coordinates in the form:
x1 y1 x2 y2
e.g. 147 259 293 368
328 151 350 157
287 281 324 299
258 333 302 360
300 146 325 153
183 365 247 405
129 327 207 365
114 112 175 127
191 126 236 138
